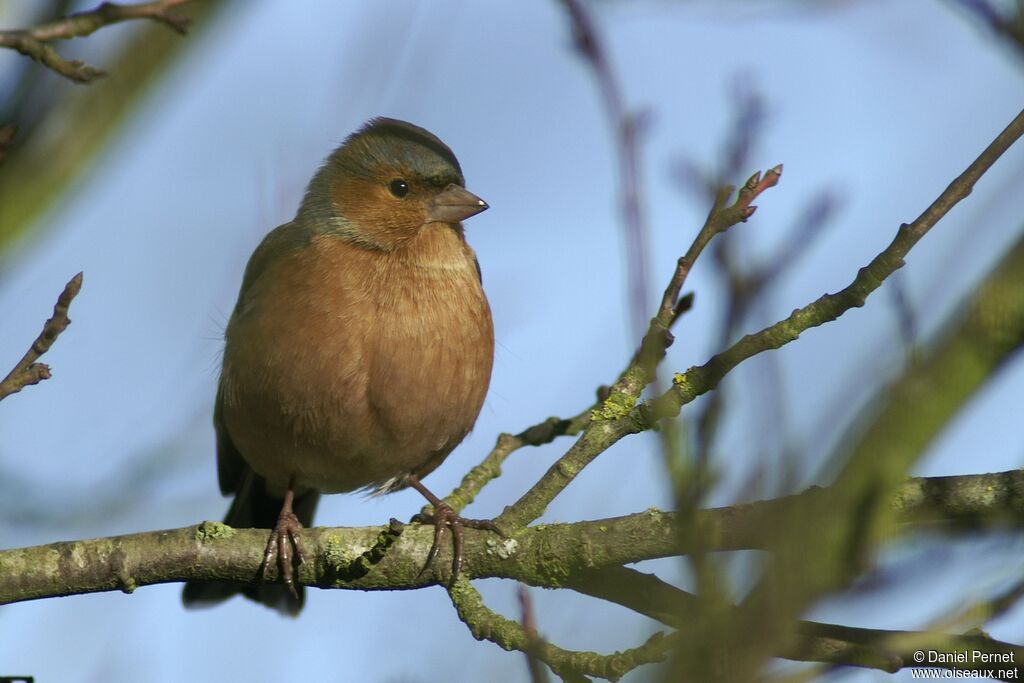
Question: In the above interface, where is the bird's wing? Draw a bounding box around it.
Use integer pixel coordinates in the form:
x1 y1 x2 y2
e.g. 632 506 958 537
231 220 312 318
214 382 245 496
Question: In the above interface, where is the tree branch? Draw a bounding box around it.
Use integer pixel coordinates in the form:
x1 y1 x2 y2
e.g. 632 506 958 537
3 469 1023 679
4 470 1023 605
0 272 83 401
0 1 192 83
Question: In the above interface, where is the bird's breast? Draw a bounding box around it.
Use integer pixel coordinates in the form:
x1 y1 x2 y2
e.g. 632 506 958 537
220 225 494 494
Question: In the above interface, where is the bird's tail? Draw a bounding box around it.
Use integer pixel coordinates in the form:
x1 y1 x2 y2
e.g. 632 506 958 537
181 469 319 617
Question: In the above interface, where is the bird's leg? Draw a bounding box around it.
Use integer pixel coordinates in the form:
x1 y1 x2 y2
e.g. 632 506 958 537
407 474 499 584
261 477 306 598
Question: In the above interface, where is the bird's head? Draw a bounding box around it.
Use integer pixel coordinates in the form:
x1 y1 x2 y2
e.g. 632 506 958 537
299 118 488 251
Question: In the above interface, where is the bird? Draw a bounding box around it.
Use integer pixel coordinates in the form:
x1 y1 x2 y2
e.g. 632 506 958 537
182 117 495 615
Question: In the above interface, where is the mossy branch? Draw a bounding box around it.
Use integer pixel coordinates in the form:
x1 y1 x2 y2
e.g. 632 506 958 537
2 470 1022 601
449 576 675 682
2 469 1023 678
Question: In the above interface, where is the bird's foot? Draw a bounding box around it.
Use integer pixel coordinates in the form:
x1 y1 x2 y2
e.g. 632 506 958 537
411 500 500 584
262 506 306 598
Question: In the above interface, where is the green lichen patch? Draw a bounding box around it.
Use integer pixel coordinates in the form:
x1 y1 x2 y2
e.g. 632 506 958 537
322 534 357 572
591 391 637 421
194 521 235 542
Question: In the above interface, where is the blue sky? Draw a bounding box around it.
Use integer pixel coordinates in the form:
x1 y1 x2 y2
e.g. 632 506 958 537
1 1 1023 681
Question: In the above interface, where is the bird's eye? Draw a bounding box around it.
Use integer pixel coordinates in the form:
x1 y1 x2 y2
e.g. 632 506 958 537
388 179 410 198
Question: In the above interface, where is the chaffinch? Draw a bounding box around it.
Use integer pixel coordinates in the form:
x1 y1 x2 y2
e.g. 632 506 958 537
182 118 494 615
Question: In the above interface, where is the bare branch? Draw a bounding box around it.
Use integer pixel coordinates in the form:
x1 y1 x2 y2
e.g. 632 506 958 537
0 1 192 83
646 107 1024 424
0 272 83 401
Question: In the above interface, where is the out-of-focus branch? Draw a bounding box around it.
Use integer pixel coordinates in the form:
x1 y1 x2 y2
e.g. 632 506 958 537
0 1 224 255
0 273 83 401
828 225 1024 483
0 124 16 165
565 567 1024 677
951 0 1024 60
677 78 834 471
558 0 651 338
517 586 553 683
0 1 192 83
694 190 838 460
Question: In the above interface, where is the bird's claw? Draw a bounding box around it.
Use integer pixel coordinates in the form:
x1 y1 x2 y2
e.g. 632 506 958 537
262 509 305 598
411 501 500 584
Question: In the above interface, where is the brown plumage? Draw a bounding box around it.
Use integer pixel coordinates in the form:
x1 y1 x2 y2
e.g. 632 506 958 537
183 118 494 615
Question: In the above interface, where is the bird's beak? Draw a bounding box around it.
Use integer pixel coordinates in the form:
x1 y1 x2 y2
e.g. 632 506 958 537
426 184 488 224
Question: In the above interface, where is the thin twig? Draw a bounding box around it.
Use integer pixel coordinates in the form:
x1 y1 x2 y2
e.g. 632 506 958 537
449 577 670 681
0 272 83 401
659 166 783 325
432 408 592 519
645 107 1024 424
0 1 192 83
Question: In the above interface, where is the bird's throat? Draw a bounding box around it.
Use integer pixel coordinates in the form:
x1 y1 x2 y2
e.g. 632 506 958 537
396 222 474 273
